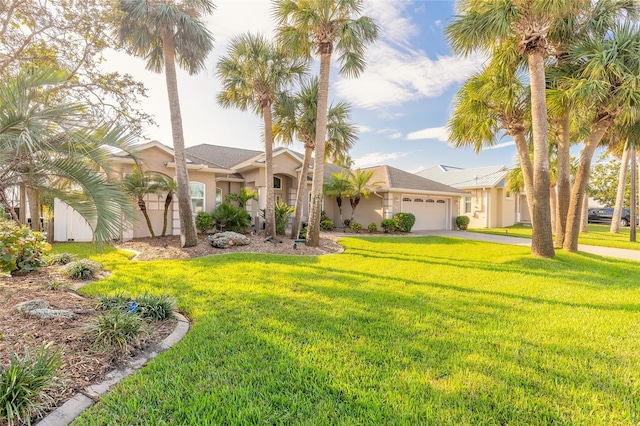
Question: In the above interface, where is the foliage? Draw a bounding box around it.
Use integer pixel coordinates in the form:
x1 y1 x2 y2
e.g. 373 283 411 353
393 213 416 233
589 158 630 208
0 344 62 425
96 293 130 311
46 252 76 265
211 202 251 233
367 222 378 233
121 168 163 238
456 215 471 231
274 200 295 236
381 218 396 233
298 226 307 240
0 219 51 274
349 222 363 233
84 311 144 354
195 212 214 234
225 188 258 208
135 293 176 321
320 219 334 231
61 258 103 279
347 169 381 222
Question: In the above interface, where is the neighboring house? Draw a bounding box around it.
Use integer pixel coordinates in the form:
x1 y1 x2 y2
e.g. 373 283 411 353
417 165 530 229
53 141 465 241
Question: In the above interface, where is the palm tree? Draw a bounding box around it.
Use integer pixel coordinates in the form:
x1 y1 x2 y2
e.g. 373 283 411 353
225 187 259 209
217 32 306 238
153 174 177 237
116 0 214 248
273 0 378 247
121 168 161 238
272 77 358 239
347 168 380 223
610 118 640 233
0 68 137 244
323 171 351 229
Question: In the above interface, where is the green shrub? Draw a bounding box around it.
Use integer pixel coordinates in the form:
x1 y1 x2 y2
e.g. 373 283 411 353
298 225 307 240
61 258 103 280
0 345 62 425
47 252 76 265
350 222 363 233
367 222 378 233
456 215 470 230
195 211 214 233
96 293 130 311
135 293 176 321
211 202 251 233
84 311 144 354
0 219 51 274
393 212 416 232
275 200 295 236
320 219 334 231
381 218 396 233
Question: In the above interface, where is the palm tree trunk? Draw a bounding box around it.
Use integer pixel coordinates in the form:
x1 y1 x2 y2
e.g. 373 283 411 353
610 140 630 233
336 197 343 228
580 192 589 233
290 143 313 239
549 185 557 236
0 190 20 223
161 192 173 237
162 27 197 247
138 197 156 238
630 145 637 242
26 187 40 231
512 126 534 225
263 103 276 238
528 50 554 258
306 51 331 247
563 120 610 252
555 114 571 247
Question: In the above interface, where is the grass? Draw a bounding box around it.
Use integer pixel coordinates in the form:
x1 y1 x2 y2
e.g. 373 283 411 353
471 223 640 250
51 239 640 425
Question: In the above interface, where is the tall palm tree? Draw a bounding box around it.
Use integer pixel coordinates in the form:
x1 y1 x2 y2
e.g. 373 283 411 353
0 68 137 244
272 77 358 239
323 171 351 229
273 0 378 247
217 32 306 238
121 168 161 238
116 0 214 248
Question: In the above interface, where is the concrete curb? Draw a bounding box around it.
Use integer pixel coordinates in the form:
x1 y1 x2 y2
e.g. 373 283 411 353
37 313 190 426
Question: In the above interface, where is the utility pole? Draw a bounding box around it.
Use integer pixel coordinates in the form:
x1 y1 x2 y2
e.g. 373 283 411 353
631 144 637 242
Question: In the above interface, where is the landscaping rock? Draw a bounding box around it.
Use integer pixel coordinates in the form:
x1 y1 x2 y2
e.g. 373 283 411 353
28 309 75 319
13 299 50 313
209 232 251 249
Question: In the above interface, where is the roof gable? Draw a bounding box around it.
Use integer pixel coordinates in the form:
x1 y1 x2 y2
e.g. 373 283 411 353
363 165 466 194
417 164 509 189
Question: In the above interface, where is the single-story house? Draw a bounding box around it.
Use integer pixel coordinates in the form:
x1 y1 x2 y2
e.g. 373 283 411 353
53 141 466 241
417 164 530 229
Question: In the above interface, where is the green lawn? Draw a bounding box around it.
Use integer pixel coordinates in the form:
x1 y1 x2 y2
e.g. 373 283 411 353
471 223 640 250
55 237 640 425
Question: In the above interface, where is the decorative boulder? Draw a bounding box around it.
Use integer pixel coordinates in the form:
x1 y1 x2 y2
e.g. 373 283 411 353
209 232 251 249
13 299 75 319
13 299 50 313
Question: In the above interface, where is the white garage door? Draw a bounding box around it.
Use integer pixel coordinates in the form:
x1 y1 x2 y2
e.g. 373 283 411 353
401 196 448 230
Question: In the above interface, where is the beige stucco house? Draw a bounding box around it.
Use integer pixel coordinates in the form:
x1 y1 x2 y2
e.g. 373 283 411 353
417 165 530 229
53 141 466 241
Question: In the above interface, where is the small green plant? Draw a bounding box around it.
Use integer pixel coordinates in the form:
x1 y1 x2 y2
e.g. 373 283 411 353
212 202 251 233
274 200 295 236
367 222 378 233
381 218 396 233
96 293 130 311
298 226 307 240
350 222 363 233
61 258 103 280
135 293 176 321
320 219 334 231
44 280 63 291
47 252 76 265
84 311 144 354
195 211 214 233
0 219 51 274
0 345 62 425
393 213 416 233
456 215 470 231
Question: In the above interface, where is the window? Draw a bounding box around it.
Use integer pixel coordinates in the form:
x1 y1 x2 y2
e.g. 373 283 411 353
414 198 424 203
273 176 282 189
426 199 435 203
464 196 472 213
216 187 222 208
189 182 205 214
436 200 445 204
402 197 412 202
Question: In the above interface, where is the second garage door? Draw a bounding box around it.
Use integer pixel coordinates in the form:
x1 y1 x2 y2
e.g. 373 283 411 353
401 196 448 230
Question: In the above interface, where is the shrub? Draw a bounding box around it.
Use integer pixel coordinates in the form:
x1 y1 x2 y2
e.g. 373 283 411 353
96 293 130 311
343 219 351 228
320 211 330 222
274 200 295 236
320 219 334 231
0 219 51 274
47 252 76 265
135 293 176 321
212 202 251 233
393 212 416 233
456 215 470 230
84 311 144 354
381 218 396 233
350 222 363 233
0 345 62 425
298 225 307 240
61 258 103 280
367 222 378 233
195 211 214 233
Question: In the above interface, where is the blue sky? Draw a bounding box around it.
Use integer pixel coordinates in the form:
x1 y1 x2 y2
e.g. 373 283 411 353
105 0 521 174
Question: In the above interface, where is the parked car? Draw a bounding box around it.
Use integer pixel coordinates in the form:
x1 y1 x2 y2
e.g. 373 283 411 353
587 208 637 226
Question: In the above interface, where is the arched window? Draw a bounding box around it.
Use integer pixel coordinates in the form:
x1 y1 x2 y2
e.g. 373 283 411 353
189 182 205 214
425 199 435 203
436 200 445 204
414 198 424 203
402 197 412 202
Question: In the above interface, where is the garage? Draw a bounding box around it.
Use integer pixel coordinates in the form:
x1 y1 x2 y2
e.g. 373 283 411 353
401 196 448 230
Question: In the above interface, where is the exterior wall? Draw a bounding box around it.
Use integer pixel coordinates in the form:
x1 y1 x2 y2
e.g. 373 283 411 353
461 187 519 229
349 196 384 227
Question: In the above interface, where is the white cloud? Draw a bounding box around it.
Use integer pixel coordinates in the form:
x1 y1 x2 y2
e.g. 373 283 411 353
357 124 374 133
406 126 449 142
353 151 408 168
363 0 418 49
376 128 403 139
485 141 516 150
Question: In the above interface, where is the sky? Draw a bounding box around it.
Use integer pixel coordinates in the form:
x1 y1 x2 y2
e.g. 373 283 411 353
103 0 522 174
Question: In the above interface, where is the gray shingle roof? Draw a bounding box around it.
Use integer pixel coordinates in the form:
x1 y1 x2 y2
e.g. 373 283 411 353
186 144 263 169
417 165 508 189
363 165 466 194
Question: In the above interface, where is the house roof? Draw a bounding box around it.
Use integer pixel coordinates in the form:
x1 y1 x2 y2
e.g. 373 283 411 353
186 144 263 169
416 164 509 189
363 165 466 195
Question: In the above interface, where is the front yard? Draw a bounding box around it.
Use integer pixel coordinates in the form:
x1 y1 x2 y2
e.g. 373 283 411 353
58 236 639 425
